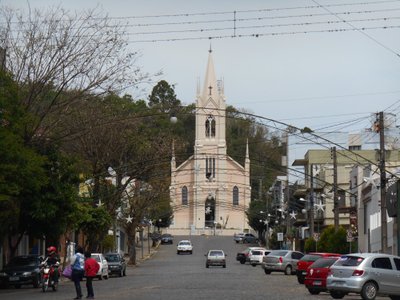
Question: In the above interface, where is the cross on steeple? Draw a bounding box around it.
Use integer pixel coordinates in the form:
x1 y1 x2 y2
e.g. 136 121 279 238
208 85 213 95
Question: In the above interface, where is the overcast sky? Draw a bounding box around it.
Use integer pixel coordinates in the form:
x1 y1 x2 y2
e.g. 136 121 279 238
2 0 400 135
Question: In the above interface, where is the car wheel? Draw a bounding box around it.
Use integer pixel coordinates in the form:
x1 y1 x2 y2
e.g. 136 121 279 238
361 281 378 300
297 276 304 284
223 264 226 268
206 264 209 268
307 288 320 295
98 275 102 280
284 265 292 275
177 251 180 255
389 296 400 300
240 259 245 264
264 269 271 275
15 284 21 289
251 263 256 267
190 251 193 254
330 291 345 299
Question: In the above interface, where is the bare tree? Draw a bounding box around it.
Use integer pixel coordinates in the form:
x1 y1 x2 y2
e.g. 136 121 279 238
0 6 154 143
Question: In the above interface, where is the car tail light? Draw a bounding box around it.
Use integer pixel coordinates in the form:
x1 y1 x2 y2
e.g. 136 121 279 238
278 257 283 264
352 269 364 276
327 269 332 276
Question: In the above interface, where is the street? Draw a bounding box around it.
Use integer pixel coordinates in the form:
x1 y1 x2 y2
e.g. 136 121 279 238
0 235 389 300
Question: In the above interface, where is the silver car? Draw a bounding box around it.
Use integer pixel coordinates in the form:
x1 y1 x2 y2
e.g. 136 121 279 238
326 253 400 300
261 250 304 275
205 250 226 268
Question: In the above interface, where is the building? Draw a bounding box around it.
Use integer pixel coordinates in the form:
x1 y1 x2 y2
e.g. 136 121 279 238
169 50 251 235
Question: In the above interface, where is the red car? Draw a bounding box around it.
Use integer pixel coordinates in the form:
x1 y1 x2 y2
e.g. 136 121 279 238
304 256 340 295
296 252 340 284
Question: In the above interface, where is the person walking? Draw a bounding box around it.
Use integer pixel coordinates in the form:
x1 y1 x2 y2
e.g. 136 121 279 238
84 251 100 299
70 246 85 299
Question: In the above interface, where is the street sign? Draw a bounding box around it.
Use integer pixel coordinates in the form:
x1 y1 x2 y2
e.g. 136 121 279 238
346 230 354 242
277 232 283 241
313 233 320 242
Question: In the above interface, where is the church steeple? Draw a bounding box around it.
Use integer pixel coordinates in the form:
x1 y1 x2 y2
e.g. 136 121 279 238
202 48 218 99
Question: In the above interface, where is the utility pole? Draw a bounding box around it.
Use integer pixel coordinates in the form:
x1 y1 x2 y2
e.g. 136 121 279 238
309 165 314 237
332 146 339 231
378 111 388 253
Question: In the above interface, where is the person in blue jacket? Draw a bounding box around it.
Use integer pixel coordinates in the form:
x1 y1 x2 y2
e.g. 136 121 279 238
70 246 85 299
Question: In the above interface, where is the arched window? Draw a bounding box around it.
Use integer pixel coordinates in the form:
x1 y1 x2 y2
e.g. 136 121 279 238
182 186 188 206
205 115 216 138
233 186 239 205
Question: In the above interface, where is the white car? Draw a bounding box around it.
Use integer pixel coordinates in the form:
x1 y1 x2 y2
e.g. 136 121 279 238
90 253 109 280
177 240 193 254
249 249 271 267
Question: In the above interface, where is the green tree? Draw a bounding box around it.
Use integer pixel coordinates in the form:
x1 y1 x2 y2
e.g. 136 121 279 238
0 70 81 255
148 80 181 113
305 225 356 254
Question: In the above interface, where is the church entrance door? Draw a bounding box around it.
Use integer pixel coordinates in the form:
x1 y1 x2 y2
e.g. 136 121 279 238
205 196 215 228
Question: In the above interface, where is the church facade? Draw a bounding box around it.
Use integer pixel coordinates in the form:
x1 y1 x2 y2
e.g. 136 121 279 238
169 51 251 235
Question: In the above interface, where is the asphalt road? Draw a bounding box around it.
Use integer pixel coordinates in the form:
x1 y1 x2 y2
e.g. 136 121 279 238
0 235 390 300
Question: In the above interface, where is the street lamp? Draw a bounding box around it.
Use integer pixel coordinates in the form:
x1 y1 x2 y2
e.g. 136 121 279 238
260 211 271 249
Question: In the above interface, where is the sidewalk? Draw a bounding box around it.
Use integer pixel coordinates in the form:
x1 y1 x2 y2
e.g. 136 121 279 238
131 238 160 266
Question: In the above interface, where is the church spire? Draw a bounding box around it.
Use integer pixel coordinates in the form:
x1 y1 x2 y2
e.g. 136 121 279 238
202 49 218 98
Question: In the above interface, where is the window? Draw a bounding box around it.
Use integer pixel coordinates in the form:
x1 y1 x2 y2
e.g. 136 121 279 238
349 145 361 151
206 157 215 180
233 186 239 205
394 258 400 270
338 190 346 207
182 186 188 205
205 115 216 138
371 257 392 270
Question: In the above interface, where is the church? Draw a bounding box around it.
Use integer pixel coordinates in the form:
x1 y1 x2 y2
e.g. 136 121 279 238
169 50 251 235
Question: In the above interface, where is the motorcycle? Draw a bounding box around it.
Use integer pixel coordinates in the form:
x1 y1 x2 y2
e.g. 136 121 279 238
40 260 59 292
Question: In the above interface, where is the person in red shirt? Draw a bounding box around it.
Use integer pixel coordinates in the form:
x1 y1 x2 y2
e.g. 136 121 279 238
84 252 100 299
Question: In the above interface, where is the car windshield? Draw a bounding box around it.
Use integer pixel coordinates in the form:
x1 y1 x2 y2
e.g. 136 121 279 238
9 256 38 267
179 241 191 246
105 255 119 262
252 250 262 255
269 250 288 256
210 251 224 256
335 256 364 267
310 257 339 268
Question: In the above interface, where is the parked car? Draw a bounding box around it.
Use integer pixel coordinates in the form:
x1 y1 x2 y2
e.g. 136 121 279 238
327 253 400 300
0 255 43 289
304 256 340 295
90 253 109 280
177 240 193 254
236 247 265 264
104 253 126 277
160 233 174 245
296 252 341 284
205 250 227 268
233 233 245 243
262 250 304 275
249 249 271 267
234 233 258 244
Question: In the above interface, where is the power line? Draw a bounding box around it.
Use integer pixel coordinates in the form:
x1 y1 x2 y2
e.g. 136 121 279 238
127 25 400 43
311 0 400 58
